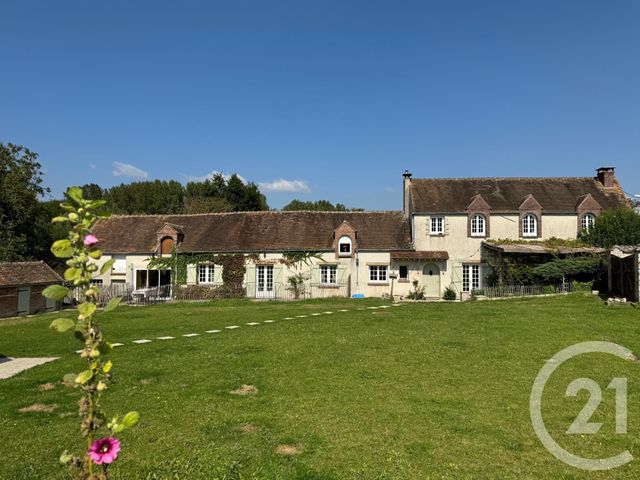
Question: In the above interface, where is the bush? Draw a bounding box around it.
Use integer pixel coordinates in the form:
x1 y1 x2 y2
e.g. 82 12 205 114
406 279 425 300
174 284 244 300
443 287 456 301
532 256 604 283
580 207 640 248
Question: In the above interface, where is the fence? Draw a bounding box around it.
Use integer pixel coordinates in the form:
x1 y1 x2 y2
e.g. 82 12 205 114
245 282 350 301
68 284 173 306
478 282 573 299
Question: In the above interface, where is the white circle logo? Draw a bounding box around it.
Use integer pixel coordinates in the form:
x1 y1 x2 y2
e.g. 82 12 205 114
530 341 634 470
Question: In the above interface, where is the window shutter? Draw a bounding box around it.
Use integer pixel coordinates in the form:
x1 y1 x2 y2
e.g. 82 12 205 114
214 264 223 284
337 266 348 285
444 217 450 236
451 263 463 293
186 264 197 285
246 266 256 298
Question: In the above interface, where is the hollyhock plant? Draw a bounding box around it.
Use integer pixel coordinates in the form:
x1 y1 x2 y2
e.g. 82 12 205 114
84 233 99 247
43 187 139 480
89 437 121 465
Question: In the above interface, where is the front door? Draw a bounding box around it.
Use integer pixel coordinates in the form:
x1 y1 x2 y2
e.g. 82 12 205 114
256 265 274 298
17 287 31 316
422 263 441 298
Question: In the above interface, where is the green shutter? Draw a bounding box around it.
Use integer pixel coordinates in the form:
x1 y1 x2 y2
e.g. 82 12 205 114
186 264 197 285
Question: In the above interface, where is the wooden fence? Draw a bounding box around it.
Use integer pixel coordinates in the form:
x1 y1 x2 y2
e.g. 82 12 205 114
478 282 572 299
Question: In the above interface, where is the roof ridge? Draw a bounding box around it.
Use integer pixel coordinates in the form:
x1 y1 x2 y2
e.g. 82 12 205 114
411 176 596 182
105 210 403 219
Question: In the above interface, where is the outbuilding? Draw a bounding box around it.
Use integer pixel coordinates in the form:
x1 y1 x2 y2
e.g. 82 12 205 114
609 246 640 303
0 261 63 318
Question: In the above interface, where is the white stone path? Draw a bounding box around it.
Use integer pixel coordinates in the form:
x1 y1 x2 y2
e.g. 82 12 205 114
0 303 403 379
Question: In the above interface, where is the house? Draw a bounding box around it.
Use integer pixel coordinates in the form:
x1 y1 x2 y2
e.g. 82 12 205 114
0 261 63 318
402 166 628 298
91 211 414 299
90 167 628 300
609 246 640 302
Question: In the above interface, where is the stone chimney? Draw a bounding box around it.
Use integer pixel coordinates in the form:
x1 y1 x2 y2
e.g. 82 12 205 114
596 167 616 188
402 170 412 218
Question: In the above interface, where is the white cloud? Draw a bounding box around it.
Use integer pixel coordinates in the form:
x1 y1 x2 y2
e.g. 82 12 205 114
259 179 311 193
112 162 148 179
183 170 246 183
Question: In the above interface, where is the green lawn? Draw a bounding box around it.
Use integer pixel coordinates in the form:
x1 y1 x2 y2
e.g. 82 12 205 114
1 295 639 479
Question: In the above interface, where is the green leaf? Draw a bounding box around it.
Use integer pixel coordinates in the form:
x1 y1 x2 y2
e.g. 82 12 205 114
51 216 68 223
59 450 73 465
51 239 74 258
66 186 84 204
87 200 107 209
98 342 113 355
122 411 140 428
89 249 102 259
78 302 97 318
75 370 93 384
62 373 77 384
104 297 121 313
102 360 113 373
42 285 69 301
100 259 115 275
64 267 82 282
49 318 75 332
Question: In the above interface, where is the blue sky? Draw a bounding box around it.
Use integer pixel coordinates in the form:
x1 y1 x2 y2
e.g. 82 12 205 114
1 0 638 209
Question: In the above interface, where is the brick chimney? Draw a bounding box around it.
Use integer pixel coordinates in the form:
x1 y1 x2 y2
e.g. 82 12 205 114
596 167 616 188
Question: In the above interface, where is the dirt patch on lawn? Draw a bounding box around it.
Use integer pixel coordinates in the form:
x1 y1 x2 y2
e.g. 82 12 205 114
38 382 56 391
277 444 303 455
139 378 153 385
19 403 57 413
230 384 258 396
239 423 260 434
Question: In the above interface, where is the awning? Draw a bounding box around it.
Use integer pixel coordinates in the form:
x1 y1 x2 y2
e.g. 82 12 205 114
390 251 449 262
483 242 606 255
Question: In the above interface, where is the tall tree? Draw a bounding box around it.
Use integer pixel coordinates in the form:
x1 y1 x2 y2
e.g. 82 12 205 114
282 199 350 211
580 208 640 248
0 143 49 261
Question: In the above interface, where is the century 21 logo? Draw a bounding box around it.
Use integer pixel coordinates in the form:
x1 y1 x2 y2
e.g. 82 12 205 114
530 342 633 471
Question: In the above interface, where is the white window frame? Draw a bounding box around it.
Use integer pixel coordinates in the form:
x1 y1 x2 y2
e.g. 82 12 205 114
338 236 352 256
522 214 538 237
320 265 337 285
471 214 486 237
581 213 596 232
198 264 215 284
368 265 388 283
430 216 444 235
462 264 480 292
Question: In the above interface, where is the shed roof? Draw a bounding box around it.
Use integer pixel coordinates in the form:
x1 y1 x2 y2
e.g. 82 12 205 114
0 261 63 287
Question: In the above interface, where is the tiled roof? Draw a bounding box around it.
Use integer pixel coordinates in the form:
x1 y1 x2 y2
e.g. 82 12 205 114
409 177 629 213
390 251 449 261
92 211 413 254
0 261 63 287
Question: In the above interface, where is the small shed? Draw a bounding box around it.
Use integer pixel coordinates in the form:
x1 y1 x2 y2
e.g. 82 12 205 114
0 261 63 318
609 246 640 302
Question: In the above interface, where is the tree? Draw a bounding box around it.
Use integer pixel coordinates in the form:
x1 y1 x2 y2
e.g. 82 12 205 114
580 208 640 248
282 199 349 211
105 180 184 214
0 143 49 261
81 183 105 200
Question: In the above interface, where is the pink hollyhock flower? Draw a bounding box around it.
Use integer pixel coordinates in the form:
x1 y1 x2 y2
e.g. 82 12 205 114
88 437 120 465
84 234 99 247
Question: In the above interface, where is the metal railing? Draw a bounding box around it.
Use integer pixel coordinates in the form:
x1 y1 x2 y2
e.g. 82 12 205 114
68 284 172 306
245 282 350 301
478 282 573 299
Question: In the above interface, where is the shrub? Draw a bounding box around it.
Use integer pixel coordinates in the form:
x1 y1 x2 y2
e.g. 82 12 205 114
443 287 456 301
406 279 425 300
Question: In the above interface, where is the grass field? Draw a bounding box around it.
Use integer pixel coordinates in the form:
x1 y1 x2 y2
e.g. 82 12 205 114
1 295 639 479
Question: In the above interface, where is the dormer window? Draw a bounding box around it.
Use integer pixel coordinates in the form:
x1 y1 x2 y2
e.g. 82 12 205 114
338 236 352 256
160 236 174 256
581 213 596 233
470 214 486 237
522 214 538 237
